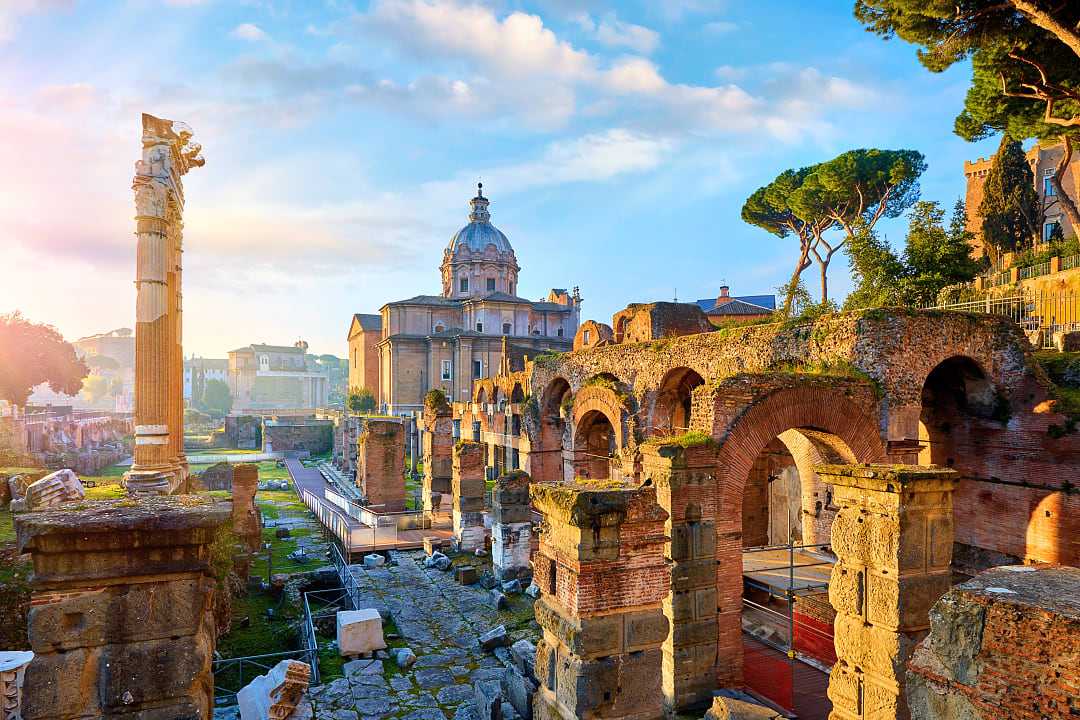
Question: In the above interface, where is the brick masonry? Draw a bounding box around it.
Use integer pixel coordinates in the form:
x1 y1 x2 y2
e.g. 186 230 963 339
906 565 1080 720
422 408 454 518
357 419 406 512
232 463 262 552
531 480 671 720
491 470 532 581
451 440 486 552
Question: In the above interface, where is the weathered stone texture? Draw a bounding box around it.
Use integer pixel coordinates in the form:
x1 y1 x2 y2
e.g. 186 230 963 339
451 441 486 552
492 470 532 581
422 409 454 518
531 480 670 720
14 495 230 719
907 565 1080 720
357 418 406 511
819 464 958 720
232 463 262 552
641 441 719 712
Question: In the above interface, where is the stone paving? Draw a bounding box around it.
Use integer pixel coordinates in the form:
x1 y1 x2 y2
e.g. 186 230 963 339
306 549 538 720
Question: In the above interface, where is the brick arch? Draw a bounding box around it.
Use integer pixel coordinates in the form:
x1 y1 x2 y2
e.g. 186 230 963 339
648 366 706 438
533 377 572 483
572 385 629 451
716 384 885 507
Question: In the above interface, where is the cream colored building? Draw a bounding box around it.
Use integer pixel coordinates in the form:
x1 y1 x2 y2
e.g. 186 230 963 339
355 185 580 414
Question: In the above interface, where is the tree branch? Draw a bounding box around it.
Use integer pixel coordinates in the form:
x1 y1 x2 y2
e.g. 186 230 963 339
1009 0 1080 60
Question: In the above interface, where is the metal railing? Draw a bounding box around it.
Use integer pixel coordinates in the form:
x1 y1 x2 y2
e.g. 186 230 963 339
1019 261 1052 280
923 290 1080 349
1063 254 1080 272
213 647 317 706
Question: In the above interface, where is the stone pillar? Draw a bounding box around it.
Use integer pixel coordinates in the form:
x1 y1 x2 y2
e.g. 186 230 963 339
128 114 203 496
491 470 532 582
530 480 671 720
0 651 34 720
641 441 719 713
422 408 454 519
358 419 406 511
451 441 486 552
232 463 262 553
14 496 230 719
816 464 957 720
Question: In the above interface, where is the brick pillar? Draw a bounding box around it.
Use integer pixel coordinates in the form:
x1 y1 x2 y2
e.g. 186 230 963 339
232 463 262 553
358 419 406 511
816 464 957 720
530 480 671 720
422 409 454 519
641 442 719 713
14 496 230 719
451 440 486 552
491 470 532 581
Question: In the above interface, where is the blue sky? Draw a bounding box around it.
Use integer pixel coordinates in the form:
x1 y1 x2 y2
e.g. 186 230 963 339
0 0 1001 357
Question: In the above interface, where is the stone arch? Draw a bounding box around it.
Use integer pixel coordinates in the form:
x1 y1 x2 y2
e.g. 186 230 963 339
650 366 706 437
710 381 885 687
475 386 488 405
574 409 617 480
571 385 628 451
918 355 997 467
510 382 525 404
534 377 572 483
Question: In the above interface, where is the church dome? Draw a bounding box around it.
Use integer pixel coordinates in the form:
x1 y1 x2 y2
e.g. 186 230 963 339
448 184 513 255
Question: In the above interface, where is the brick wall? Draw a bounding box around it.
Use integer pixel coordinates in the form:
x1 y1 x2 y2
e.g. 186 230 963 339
358 419 406 511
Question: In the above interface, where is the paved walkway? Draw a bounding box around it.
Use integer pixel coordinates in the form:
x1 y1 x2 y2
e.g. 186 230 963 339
307 550 538 719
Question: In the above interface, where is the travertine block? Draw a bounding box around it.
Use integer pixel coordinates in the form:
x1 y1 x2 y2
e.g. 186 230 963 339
23 469 83 511
237 658 311 720
337 609 386 657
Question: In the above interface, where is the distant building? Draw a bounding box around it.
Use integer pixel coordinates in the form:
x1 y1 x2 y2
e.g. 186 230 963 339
347 314 382 395
227 341 329 411
72 328 135 368
66 328 136 412
353 186 581 414
964 141 1080 259
183 357 228 401
695 286 775 324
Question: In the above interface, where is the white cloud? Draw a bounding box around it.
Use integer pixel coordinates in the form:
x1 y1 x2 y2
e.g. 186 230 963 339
575 12 660 54
231 23 268 41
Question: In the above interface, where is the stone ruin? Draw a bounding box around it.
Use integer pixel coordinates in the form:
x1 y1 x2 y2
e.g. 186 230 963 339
232 462 263 553
13 469 84 512
357 418 406 511
0 651 34 720
491 470 532 582
421 403 454 520
236 658 312 720
451 440 486 553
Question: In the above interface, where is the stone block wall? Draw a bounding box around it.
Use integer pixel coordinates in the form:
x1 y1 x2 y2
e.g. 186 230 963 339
492 470 532 581
232 463 262 553
451 441 486 552
14 496 231 719
640 441 720 713
906 565 1079 720
422 409 454 517
224 415 261 450
818 464 958 720
263 419 333 455
358 419 406 511
530 480 670 720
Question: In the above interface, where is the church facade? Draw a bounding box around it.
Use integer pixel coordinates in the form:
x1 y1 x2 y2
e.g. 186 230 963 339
351 185 580 414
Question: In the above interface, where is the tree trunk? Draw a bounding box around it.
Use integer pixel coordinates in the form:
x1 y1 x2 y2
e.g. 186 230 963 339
783 246 811 317
819 259 829 304
1050 135 1080 235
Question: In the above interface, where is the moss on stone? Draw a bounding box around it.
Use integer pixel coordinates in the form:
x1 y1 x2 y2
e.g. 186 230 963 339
643 430 716 449
424 389 450 413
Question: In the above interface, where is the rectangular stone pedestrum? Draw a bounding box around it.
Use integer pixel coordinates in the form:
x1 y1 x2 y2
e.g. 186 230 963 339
492 470 532 582
530 480 670 720
816 464 957 720
15 495 231 720
452 441 486 552
358 419 406 511
422 409 454 520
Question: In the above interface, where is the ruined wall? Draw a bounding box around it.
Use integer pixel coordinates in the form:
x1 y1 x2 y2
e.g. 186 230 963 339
263 420 333 455
907 565 1079 720
422 408 454 516
450 440 485 552
611 302 714 344
357 419 405 511
491 470 532 581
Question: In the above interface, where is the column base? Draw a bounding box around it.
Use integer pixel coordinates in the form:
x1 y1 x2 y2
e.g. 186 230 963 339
125 465 186 496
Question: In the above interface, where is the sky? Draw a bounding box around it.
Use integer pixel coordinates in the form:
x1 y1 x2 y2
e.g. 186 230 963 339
0 0 1002 359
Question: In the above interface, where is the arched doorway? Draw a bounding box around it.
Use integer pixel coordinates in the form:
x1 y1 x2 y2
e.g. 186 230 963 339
574 409 616 480
918 355 995 467
535 377 571 483
653 366 705 436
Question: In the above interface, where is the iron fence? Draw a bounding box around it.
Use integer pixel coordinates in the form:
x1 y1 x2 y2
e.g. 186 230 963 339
1063 254 1080 272
923 290 1080 349
212 648 316 707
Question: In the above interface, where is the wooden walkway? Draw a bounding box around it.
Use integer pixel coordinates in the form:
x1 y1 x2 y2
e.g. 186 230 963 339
285 459 452 555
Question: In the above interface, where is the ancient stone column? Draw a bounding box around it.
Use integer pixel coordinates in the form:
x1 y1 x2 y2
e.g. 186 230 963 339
128 114 203 496
0 651 34 720
14 495 230 719
422 407 454 520
531 480 671 720
232 463 262 553
358 419 406 511
816 464 957 720
641 441 719 713
491 470 532 581
451 440 486 552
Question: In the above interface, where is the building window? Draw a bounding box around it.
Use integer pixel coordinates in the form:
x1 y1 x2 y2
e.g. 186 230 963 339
460 277 469 293
473 360 482 379
1044 170 1056 197
259 354 269 371
487 277 496 292
502 322 511 335
476 322 484 333
557 328 564 337
583 329 591 345
1044 221 1061 241
434 323 445 333
441 360 452 381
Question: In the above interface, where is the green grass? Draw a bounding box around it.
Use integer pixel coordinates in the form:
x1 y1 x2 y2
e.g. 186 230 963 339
0 508 15 545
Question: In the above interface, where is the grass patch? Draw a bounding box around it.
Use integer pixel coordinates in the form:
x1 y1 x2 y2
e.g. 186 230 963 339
643 430 716 449
0 508 15 545
83 484 126 501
